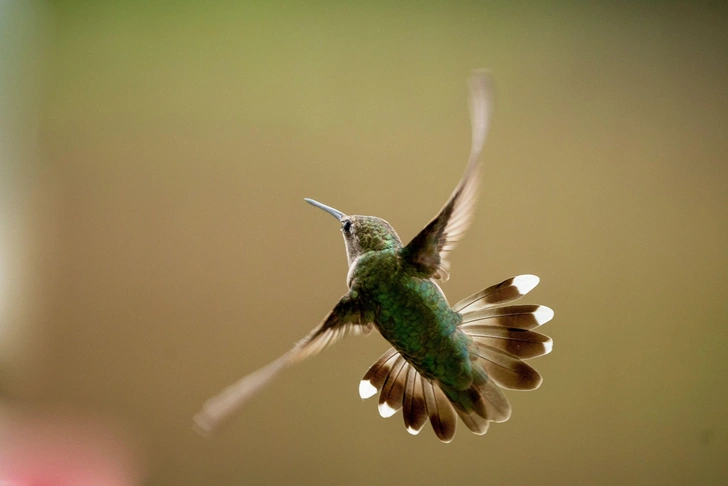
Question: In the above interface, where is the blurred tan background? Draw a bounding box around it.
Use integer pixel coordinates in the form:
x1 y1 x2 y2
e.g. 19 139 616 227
2 1 727 484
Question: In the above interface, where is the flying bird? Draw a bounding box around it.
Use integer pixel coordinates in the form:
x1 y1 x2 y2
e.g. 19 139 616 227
194 70 553 442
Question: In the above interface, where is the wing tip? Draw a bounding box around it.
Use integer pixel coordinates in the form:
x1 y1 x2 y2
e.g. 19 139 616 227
469 68 493 87
192 411 216 438
469 68 492 82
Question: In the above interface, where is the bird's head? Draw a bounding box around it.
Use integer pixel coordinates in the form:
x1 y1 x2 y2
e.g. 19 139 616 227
305 198 402 267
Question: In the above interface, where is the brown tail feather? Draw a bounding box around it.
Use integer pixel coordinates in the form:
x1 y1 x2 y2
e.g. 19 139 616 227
422 378 458 443
361 348 510 442
402 366 428 435
470 342 543 390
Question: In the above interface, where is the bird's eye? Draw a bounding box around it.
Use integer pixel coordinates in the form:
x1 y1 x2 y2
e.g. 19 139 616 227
342 220 352 234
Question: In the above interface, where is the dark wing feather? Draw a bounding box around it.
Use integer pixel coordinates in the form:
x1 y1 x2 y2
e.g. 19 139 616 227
289 293 372 363
400 70 493 281
194 292 368 434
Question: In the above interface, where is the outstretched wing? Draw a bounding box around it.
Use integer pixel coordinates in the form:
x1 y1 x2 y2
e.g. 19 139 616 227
193 292 370 435
289 292 372 363
400 70 493 281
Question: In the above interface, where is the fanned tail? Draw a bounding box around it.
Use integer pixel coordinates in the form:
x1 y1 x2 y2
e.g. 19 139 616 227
359 274 553 442
359 348 512 442
360 348 457 442
459 274 553 391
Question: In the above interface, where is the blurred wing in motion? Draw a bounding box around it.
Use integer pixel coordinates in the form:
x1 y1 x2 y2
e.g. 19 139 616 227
193 292 370 435
401 70 493 281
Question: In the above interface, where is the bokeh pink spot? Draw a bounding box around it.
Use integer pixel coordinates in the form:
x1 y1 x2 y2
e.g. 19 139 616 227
0 409 143 486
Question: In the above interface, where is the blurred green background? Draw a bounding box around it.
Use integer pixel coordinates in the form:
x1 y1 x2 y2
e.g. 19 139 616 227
2 1 727 484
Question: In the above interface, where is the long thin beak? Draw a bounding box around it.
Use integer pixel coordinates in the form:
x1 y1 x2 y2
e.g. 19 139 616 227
304 198 346 221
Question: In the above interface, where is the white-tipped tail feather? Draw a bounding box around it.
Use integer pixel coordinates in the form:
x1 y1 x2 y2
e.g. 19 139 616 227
453 274 542 313
359 379 378 399
534 305 555 326
378 401 398 418
512 274 540 295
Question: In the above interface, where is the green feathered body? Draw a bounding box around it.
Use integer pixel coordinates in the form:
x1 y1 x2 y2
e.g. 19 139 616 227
350 248 474 392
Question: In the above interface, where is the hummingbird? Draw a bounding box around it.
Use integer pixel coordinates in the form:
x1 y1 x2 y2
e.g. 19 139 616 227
194 70 553 442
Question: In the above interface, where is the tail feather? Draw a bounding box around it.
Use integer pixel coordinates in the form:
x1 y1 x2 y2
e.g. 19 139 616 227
447 385 489 435
378 356 408 418
359 347 399 399
466 326 553 359
361 349 459 442
471 341 543 390
461 304 554 330
402 366 428 435
360 348 503 442
440 383 487 418
455 407 490 435
442 377 511 425
479 375 512 423
422 378 458 443
453 274 540 312
458 276 552 392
